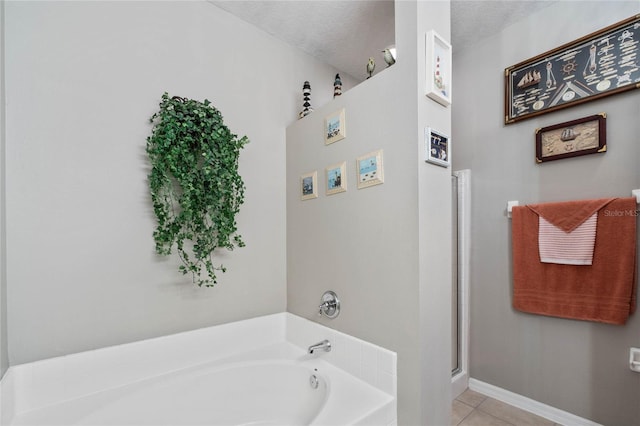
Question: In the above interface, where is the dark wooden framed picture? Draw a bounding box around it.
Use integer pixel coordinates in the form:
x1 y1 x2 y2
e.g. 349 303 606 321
505 15 640 124
535 113 606 163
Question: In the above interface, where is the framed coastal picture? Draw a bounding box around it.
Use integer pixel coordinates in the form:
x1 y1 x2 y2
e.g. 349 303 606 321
426 30 452 106
324 108 346 145
535 113 606 163
357 149 384 189
325 161 347 195
425 127 450 167
300 171 318 200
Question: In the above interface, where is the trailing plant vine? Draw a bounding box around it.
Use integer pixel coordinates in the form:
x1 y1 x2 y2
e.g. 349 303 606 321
146 93 248 287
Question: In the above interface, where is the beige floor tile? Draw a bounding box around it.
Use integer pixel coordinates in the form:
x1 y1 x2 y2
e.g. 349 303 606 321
458 409 513 426
456 389 487 408
452 400 474 425
477 398 554 426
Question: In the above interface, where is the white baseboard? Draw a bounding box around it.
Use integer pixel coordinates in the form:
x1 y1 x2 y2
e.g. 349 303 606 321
451 370 468 401
468 378 602 426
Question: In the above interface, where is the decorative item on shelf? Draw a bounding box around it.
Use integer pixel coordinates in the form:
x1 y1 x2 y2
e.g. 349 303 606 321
298 81 313 119
366 57 375 79
324 108 346 145
356 149 384 189
333 73 342 98
146 93 248 287
425 127 450 168
535 113 606 163
383 48 396 67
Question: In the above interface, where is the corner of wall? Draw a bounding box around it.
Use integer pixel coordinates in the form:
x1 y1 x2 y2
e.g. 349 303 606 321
414 0 453 425
286 2 453 425
0 0 9 379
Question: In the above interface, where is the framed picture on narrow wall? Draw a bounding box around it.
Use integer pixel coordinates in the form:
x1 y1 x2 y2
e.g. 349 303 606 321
426 30 452 106
425 127 450 167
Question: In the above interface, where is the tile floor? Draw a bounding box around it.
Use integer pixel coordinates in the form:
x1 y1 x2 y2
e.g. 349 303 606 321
452 389 560 426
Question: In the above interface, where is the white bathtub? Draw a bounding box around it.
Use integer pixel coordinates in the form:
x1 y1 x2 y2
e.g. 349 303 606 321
0 313 397 426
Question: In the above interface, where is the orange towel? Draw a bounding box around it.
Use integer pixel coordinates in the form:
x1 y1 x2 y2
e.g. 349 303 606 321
512 197 637 325
527 198 614 232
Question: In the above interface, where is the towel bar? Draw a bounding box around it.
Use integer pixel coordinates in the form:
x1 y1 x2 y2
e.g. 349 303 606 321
507 189 640 218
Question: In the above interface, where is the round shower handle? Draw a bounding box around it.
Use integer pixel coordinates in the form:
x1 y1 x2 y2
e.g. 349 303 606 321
318 291 340 319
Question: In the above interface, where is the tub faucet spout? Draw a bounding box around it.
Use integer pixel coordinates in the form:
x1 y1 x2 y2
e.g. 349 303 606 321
308 339 331 354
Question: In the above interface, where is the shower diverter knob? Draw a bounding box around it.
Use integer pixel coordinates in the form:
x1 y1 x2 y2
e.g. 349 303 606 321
318 291 340 319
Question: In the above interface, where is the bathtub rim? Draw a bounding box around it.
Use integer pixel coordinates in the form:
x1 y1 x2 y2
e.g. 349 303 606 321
1 312 397 425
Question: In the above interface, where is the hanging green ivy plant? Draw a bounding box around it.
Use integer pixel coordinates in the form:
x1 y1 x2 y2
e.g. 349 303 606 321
146 93 248 287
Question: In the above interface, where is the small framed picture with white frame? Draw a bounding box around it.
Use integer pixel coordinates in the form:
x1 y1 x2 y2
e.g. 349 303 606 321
324 108 346 145
425 30 452 106
425 127 450 167
300 171 318 200
356 149 384 189
325 161 347 195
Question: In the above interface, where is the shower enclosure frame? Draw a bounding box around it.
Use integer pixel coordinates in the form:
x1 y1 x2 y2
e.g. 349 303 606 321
451 169 470 399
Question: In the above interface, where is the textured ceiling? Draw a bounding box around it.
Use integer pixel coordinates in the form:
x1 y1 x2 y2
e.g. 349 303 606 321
211 0 556 82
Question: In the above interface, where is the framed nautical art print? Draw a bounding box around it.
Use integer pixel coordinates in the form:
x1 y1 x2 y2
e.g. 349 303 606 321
505 15 640 124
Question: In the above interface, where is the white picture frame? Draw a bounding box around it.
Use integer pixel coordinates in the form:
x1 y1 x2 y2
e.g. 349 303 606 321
356 149 384 189
425 127 450 168
324 108 346 145
425 30 452 106
300 171 318 200
325 161 347 195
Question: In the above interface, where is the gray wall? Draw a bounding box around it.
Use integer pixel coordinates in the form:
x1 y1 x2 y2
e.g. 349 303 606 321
0 0 8 379
287 2 451 424
4 1 354 365
453 2 640 424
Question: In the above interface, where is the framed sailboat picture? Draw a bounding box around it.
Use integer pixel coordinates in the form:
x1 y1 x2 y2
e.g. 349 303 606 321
535 113 606 163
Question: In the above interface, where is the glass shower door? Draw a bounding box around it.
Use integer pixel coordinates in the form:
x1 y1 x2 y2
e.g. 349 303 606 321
451 170 470 398
452 174 460 375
